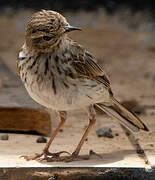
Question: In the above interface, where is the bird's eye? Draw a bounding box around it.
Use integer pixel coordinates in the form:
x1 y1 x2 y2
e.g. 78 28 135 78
43 36 52 41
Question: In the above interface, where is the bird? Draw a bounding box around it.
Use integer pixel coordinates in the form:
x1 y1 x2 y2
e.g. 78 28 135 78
17 10 149 162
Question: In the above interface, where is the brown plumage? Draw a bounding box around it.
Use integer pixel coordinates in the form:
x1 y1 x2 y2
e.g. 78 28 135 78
17 10 148 162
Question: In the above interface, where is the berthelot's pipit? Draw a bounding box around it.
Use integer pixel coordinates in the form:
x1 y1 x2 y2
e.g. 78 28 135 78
17 10 148 162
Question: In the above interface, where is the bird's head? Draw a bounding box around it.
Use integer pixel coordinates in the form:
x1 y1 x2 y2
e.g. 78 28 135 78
25 10 81 53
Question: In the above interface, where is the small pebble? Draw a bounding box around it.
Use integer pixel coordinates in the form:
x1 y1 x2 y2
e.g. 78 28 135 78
149 144 154 147
59 129 63 132
89 149 102 158
89 149 95 155
133 106 146 115
36 136 47 143
144 72 151 79
137 149 144 154
115 133 119 136
96 127 114 138
0 134 9 140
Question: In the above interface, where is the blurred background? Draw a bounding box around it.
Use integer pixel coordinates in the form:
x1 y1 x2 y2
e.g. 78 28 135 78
0 0 155 102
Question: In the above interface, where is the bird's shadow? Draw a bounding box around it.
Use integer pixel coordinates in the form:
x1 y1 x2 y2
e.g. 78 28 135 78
36 149 141 166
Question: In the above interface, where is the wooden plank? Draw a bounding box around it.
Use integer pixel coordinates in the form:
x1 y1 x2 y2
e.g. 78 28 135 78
0 58 51 134
0 131 146 168
0 112 149 168
0 108 50 134
0 167 154 180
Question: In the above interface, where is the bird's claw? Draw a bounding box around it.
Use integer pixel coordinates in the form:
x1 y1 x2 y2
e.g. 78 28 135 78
20 153 43 161
20 150 71 161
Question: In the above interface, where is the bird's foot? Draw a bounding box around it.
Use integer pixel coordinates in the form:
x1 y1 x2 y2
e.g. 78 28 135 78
43 150 101 162
21 149 71 161
21 150 101 162
45 152 89 162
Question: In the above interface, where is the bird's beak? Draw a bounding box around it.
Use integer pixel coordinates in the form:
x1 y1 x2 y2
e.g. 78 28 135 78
64 25 81 33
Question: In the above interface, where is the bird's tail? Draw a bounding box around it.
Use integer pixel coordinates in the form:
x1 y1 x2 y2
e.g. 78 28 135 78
95 96 149 132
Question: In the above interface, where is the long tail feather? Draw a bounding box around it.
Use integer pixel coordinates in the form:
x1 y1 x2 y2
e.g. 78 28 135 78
95 96 149 132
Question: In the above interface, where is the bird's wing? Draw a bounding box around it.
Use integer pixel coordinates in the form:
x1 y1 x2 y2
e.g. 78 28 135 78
70 41 111 89
69 41 149 133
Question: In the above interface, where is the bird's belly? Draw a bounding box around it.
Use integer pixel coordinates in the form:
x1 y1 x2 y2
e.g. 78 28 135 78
24 76 110 111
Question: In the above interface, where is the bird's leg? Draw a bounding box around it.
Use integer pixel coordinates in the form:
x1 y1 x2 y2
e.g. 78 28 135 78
22 111 70 161
41 111 71 159
63 105 96 162
43 111 67 154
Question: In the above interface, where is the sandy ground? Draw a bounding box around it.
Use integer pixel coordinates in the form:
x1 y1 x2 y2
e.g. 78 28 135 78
0 9 155 168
